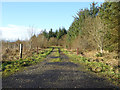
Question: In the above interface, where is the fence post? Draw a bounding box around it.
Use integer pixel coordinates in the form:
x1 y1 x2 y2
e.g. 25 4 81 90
20 44 23 59
77 48 79 55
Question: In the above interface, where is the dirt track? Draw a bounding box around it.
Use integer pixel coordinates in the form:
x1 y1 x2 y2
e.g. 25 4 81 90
2 48 119 88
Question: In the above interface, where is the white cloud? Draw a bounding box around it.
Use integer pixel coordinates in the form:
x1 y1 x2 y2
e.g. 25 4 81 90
0 24 42 41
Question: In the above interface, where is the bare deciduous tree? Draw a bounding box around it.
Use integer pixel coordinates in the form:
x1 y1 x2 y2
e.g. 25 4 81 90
85 16 108 54
27 25 36 49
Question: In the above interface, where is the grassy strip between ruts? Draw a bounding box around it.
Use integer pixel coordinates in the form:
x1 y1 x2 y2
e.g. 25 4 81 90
2 47 53 77
50 48 61 62
61 49 120 86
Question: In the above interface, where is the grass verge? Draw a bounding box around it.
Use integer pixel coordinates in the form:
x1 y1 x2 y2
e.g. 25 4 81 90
2 47 53 77
62 49 120 86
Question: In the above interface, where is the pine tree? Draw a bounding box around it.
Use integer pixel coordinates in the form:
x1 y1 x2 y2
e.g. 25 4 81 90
99 2 120 51
90 2 99 18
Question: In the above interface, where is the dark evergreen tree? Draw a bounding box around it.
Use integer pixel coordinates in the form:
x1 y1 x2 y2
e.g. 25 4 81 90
90 2 99 17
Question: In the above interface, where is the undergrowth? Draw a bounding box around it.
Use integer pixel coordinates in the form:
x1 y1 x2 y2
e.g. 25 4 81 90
62 49 120 86
2 47 53 77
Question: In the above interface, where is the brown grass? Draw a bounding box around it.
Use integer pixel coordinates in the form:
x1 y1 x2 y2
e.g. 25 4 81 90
2 48 40 61
84 50 118 67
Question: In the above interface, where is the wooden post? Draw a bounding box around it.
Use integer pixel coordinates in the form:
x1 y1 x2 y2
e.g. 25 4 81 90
37 46 38 54
77 48 79 55
20 44 23 59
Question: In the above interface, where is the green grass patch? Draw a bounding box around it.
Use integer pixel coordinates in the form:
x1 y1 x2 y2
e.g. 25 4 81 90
51 48 60 57
62 48 120 86
50 58 61 62
50 47 61 62
2 47 53 77
95 52 103 57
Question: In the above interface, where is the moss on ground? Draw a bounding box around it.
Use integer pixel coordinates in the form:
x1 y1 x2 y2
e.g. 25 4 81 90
2 48 53 77
49 48 61 62
62 49 120 86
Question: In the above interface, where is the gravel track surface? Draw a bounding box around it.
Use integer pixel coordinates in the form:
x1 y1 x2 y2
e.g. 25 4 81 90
2 48 119 88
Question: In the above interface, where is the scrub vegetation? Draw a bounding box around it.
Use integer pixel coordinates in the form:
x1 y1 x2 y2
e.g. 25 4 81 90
2 48 53 77
1 1 120 88
62 49 119 86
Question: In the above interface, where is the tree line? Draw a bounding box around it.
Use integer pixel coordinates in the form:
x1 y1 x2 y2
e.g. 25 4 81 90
2 2 120 54
66 2 120 54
